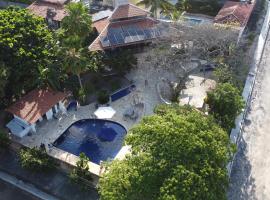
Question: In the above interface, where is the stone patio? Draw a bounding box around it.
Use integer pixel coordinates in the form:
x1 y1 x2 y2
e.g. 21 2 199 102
12 51 203 177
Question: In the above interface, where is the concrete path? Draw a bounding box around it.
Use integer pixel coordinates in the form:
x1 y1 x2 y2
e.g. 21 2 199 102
0 171 58 200
0 179 40 200
228 27 270 199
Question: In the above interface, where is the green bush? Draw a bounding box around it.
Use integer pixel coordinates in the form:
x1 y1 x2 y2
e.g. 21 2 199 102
19 147 57 172
78 88 87 104
97 90 109 104
205 83 245 133
0 131 10 149
70 153 93 190
247 32 256 45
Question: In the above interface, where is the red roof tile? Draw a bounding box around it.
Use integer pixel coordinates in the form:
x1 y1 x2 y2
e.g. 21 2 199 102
214 1 254 27
92 18 109 33
6 88 68 124
110 4 149 20
89 17 158 51
27 1 68 21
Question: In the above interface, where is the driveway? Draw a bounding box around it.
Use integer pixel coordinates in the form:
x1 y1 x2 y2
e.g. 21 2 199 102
0 179 40 200
228 31 270 199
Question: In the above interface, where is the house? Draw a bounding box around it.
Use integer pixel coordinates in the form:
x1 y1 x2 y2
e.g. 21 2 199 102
5 88 68 138
27 0 70 29
89 3 162 51
214 1 254 27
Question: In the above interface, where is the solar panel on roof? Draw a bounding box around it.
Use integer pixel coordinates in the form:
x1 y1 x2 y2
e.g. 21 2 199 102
100 36 110 47
114 33 125 44
143 29 152 39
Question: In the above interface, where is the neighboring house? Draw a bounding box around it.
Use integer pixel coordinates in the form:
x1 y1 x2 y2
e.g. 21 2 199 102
27 0 70 29
89 3 162 51
5 88 68 138
214 1 254 27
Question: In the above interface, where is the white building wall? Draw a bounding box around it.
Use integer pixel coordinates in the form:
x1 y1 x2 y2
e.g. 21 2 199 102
14 115 29 126
46 109 53 120
18 127 31 138
30 123 36 133
54 104 58 113
59 101 67 113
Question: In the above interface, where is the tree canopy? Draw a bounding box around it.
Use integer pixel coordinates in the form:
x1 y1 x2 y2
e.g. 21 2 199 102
58 2 98 93
99 104 234 200
59 2 92 48
0 7 59 107
137 0 173 18
206 83 245 132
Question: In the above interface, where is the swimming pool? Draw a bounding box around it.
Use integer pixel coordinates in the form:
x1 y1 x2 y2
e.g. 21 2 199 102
184 17 202 25
53 119 127 164
110 84 136 102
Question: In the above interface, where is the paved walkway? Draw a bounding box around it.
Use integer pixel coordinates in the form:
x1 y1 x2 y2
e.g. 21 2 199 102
228 26 270 199
0 179 40 200
0 171 57 200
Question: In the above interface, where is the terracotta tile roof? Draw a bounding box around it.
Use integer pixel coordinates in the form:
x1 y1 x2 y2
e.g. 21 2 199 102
92 18 109 33
6 88 68 124
27 0 68 21
89 17 158 51
110 4 149 20
214 1 254 27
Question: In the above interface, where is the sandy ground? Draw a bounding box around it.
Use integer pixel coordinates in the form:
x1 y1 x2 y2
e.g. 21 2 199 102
228 33 270 199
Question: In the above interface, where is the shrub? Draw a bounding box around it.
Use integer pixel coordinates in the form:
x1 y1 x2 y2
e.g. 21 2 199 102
78 88 87 104
70 153 93 190
19 147 57 172
0 131 10 149
247 32 256 45
205 83 245 133
97 90 109 104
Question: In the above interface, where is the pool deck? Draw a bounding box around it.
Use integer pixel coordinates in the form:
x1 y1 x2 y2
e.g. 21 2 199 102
13 51 202 178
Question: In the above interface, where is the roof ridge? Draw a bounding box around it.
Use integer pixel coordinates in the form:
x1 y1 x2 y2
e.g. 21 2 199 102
108 3 149 21
88 22 110 51
127 3 150 14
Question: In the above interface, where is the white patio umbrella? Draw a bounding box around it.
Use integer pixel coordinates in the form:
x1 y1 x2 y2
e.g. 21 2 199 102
94 106 116 119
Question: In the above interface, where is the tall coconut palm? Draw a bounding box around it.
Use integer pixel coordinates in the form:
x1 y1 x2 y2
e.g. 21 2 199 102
60 2 92 48
62 47 88 89
137 0 173 18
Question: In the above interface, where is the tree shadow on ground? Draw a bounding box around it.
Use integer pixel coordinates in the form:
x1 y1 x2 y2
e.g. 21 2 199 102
227 132 257 200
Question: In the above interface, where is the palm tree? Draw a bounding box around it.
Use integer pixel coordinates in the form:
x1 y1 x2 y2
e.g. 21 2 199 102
180 0 191 11
164 8 183 21
60 2 92 48
58 2 98 90
176 0 191 12
62 47 88 89
137 0 173 18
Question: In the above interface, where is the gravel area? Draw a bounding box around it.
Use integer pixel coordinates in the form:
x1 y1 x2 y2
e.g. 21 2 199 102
228 30 270 199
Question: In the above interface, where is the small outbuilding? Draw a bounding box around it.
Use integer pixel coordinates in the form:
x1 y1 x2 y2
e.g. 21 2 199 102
214 1 254 27
5 88 68 138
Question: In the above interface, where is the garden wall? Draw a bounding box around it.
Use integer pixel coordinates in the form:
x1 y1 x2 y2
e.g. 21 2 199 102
9 140 99 187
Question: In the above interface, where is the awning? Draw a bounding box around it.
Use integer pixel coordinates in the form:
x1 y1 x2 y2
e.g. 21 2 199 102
94 106 116 119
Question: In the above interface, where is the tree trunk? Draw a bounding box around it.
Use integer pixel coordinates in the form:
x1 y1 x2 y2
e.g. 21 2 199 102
77 73 83 90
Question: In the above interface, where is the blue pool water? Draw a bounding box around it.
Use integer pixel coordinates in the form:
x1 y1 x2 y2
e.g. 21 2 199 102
53 119 127 164
184 18 202 25
111 84 136 102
